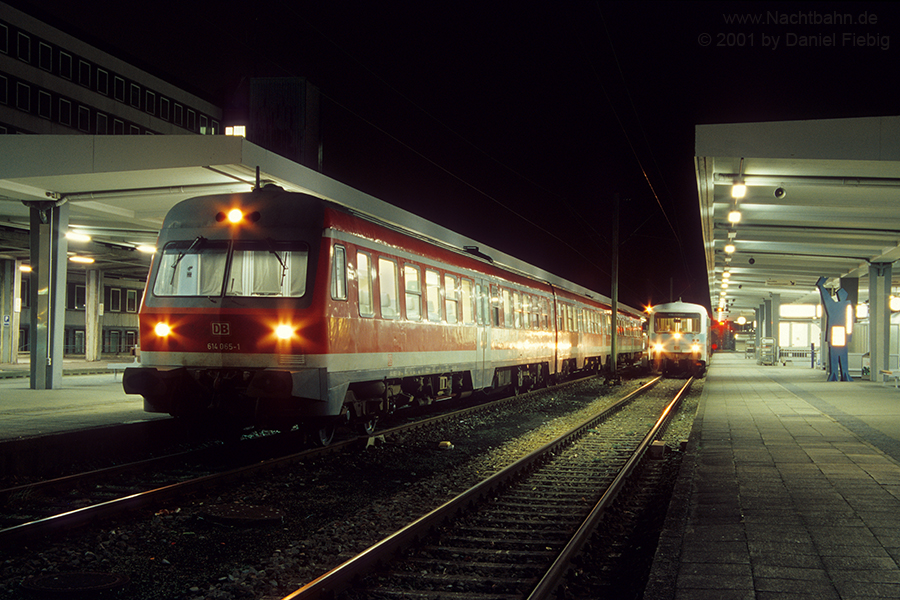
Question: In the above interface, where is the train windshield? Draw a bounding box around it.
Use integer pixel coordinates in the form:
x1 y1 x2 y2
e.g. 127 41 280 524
153 238 229 297
654 312 703 334
151 239 309 298
226 241 308 297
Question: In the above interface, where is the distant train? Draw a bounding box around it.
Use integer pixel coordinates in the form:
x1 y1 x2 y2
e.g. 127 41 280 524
647 301 710 377
123 186 644 443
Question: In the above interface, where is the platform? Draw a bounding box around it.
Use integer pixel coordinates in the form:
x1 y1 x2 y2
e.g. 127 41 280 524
646 352 900 600
0 356 166 442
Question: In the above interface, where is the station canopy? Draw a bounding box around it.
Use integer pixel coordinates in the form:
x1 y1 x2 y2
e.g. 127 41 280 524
696 116 900 321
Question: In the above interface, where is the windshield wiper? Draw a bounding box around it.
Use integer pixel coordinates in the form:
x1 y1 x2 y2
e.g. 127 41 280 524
169 236 206 286
265 238 288 290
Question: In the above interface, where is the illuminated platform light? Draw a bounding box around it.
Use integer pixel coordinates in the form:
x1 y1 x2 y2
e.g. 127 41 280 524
69 255 94 264
724 243 736 254
137 245 157 254
728 210 742 223
731 182 746 199
66 231 91 242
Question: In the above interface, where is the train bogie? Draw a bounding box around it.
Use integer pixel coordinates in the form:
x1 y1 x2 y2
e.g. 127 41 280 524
123 187 646 437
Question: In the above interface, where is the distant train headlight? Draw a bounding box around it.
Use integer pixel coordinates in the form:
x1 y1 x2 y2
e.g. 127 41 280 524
275 324 294 340
691 343 701 353
653 343 663 353
673 332 682 339
154 322 171 337
227 209 243 223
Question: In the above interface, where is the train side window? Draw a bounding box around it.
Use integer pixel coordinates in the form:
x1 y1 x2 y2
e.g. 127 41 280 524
491 285 502 327
425 269 442 322
577 308 585 333
474 283 484 325
404 264 422 321
445 274 459 324
502 289 513 328
331 245 347 300
357 251 374 317
460 278 474 324
379 258 400 319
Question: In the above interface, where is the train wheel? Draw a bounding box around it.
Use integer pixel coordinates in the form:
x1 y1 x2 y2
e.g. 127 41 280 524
356 417 378 436
309 423 335 447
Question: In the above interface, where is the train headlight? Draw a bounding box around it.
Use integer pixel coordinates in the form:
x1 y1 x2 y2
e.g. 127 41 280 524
275 324 294 340
227 209 243 223
154 322 171 337
673 332 682 340
691 343 701 353
653 343 663 353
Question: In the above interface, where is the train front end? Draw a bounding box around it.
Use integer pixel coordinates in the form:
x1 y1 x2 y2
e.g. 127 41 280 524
122 188 334 431
648 302 709 377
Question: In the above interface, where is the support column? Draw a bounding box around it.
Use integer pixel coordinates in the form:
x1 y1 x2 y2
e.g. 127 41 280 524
29 202 69 389
85 269 103 361
869 263 892 382
0 260 22 364
771 293 781 361
756 303 764 360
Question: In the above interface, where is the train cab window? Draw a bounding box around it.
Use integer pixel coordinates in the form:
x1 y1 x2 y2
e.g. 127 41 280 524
331 245 347 300
461 279 474 324
357 252 374 317
379 258 400 319
153 239 229 297
404 264 422 321
227 241 308 297
654 312 703 333
425 269 442 322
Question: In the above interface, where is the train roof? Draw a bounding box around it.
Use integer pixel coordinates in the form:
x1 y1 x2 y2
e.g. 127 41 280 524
651 301 710 317
163 185 645 319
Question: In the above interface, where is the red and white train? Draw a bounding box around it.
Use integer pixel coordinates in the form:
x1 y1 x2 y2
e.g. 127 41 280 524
123 186 644 442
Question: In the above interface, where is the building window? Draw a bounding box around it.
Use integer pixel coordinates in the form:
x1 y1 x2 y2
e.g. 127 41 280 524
78 106 90 132
78 60 90 87
16 82 29 112
38 42 51 71
0 22 7 54
96 112 107 134
129 124 140 135
173 103 183 126
110 288 121 312
93 70 107 96
158 97 169 121
0 75 6 105
187 109 195 131
113 76 124 102
17 32 30 62
199 114 208 134
129 83 140 108
126 290 137 313
113 119 124 135
59 98 71 126
59 51 72 79
38 90 51 119
145 90 155 115
211 120 219 135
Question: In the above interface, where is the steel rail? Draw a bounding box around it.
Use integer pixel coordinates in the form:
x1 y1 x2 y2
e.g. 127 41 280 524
526 376 694 600
0 374 600 544
280 376 663 600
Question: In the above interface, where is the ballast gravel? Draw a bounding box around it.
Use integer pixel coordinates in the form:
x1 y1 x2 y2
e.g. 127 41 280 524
0 376 701 599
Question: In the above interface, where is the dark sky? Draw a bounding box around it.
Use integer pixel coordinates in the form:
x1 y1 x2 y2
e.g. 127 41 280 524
16 1 900 310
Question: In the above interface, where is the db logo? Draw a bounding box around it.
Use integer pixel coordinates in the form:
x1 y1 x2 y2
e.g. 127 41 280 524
212 322 230 336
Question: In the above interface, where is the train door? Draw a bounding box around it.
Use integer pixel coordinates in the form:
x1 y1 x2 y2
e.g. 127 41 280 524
474 279 492 389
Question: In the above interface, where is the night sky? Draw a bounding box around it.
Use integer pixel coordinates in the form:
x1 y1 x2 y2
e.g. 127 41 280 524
15 1 900 310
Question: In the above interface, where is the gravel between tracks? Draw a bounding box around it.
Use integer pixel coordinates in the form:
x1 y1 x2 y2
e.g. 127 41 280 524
0 376 702 599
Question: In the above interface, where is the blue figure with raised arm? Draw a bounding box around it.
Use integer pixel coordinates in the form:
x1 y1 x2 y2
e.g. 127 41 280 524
816 276 852 382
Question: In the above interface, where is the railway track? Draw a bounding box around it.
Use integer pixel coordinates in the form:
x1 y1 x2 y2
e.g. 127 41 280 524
0 374 608 546
283 376 692 600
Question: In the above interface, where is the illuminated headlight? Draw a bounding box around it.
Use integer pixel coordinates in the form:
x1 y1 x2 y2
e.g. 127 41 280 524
673 332 682 339
227 208 243 223
691 343 701 353
154 322 171 337
653 343 664 353
275 324 294 340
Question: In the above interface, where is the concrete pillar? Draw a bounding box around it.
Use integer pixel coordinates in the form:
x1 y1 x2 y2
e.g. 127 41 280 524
29 202 69 389
0 260 22 364
85 269 103 361
771 293 781 360
869 263 892 382
764 298 773 337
